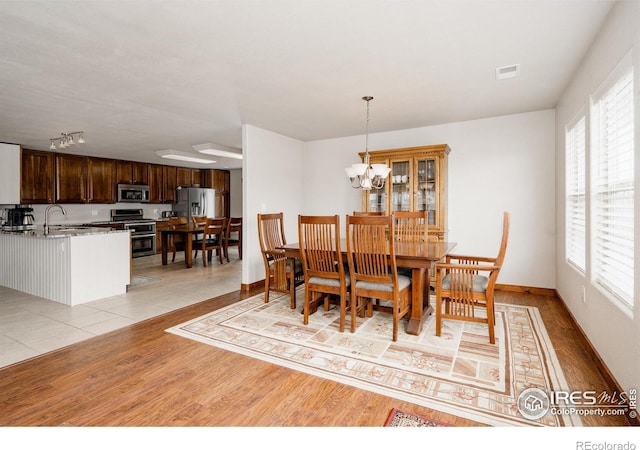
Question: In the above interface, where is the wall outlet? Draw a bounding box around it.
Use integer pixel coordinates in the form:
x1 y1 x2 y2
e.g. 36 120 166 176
581 286 586 303
91 210 98 216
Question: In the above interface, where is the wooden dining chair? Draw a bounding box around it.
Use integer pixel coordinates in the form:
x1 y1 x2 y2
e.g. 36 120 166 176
193 217 226 266
346 214 412 340
257 212 304 309
298 215 351 331
392 210 439 294
435 211 510 344
353 211 384 216
191 215 208 260
223 217 242 261
168 216 189 262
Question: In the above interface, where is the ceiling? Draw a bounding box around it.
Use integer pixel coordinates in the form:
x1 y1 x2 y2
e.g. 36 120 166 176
0 1 615 170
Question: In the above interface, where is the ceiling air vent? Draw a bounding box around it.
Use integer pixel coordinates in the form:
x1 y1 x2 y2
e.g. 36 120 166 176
495 64 520 80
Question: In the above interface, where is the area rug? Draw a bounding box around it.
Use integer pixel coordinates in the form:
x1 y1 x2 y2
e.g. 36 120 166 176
384 408 449 427
166 288 581 427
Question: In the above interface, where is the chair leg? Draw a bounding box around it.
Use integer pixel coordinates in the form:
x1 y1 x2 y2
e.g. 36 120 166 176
487 299 496 344
289 272 296 309
303 288 312 325
350 295 358 333
339 294 346 332
435 296 442 337
264 274 271 304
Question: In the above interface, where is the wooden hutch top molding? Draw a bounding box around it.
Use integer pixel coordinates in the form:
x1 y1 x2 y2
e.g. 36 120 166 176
359 143 451 161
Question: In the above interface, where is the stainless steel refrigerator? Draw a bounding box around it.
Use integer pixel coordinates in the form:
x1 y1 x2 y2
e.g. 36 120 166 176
172 187 220 221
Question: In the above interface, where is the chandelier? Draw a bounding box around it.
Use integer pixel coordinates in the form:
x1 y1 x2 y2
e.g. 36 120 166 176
345 96 390 190
49 131 85 150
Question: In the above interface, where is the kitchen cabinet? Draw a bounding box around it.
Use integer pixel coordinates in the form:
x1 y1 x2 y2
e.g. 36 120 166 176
148 164 165 203
163 165 177 204
1 143 21 204
360 144 450 241
55 154 88 203
191 169 202 187
116 160 149 185
54 155 117 204
21 149 55 204
202 169 230 217
88 157 117 203
176 167 191 187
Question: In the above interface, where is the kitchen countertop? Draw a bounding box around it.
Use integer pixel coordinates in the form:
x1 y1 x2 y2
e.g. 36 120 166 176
0 226 130 239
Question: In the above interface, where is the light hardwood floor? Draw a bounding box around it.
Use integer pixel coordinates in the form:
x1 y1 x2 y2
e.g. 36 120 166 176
0 252 634 427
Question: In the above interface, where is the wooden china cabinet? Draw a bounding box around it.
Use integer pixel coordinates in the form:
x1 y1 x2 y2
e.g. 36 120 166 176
359 144 450 241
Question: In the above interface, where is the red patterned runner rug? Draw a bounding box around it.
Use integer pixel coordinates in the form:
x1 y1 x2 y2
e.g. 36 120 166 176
166 288 582 426
384 408 449 427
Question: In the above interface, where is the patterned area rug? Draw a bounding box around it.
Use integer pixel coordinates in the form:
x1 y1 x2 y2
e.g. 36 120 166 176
166 288 581 426
385 408 449 427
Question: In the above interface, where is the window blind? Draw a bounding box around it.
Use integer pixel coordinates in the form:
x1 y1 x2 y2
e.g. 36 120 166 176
566 116 586 272
591 64 634 308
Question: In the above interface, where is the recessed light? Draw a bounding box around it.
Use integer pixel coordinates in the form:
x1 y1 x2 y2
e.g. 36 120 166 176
496 64 520 80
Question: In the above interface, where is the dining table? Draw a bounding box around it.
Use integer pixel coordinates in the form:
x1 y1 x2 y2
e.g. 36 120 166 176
159 224 204 269
281 239 457 336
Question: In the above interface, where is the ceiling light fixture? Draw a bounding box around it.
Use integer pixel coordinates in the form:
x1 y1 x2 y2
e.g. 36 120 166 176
49 131 85 150
192 143 243 160
155 149 217 164
345 96 390 190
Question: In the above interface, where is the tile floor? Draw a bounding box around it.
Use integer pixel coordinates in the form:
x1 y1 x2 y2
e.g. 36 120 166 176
0 252 242 368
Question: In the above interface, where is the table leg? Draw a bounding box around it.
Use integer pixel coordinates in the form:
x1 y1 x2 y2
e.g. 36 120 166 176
185 233 193 268
161 233 169 266
407 267 433 335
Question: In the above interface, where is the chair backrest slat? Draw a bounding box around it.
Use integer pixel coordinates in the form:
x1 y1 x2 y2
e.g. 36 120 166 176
298 215 343 280
346 215 396 283
392 211 428 242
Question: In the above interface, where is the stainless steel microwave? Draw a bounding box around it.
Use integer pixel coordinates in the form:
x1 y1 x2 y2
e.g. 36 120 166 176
117 184 150 203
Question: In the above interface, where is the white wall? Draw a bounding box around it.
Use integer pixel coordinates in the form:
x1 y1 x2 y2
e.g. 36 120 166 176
555 1 639 393
242 125 305 287
303 110 556 289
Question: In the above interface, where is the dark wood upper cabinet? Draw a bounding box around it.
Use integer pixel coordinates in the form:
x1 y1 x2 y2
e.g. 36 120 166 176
116 160 149 185
88 157 117 203
21 150 226 205
55 154 88 203
21 149 55 204
191 169 202 187
163 166 177 204
176 167 192 187
148 164 164 203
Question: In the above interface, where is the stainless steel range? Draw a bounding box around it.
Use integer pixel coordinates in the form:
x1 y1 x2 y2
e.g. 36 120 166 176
110 208 156 258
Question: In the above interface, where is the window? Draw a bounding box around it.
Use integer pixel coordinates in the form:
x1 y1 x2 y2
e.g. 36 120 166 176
590 52 634 309
566 115 586 272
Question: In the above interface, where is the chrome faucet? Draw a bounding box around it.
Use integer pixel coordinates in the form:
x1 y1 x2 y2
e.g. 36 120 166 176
44 204 67 234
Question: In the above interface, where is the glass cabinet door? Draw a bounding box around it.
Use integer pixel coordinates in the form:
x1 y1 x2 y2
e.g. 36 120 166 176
415 158 437 225
367 187 387 213
390 160 412 212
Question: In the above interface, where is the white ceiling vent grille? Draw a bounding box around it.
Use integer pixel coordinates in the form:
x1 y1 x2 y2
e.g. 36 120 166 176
496 64 520 80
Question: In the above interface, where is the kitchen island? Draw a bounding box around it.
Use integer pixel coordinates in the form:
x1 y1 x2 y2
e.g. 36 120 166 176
0 227 131 306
